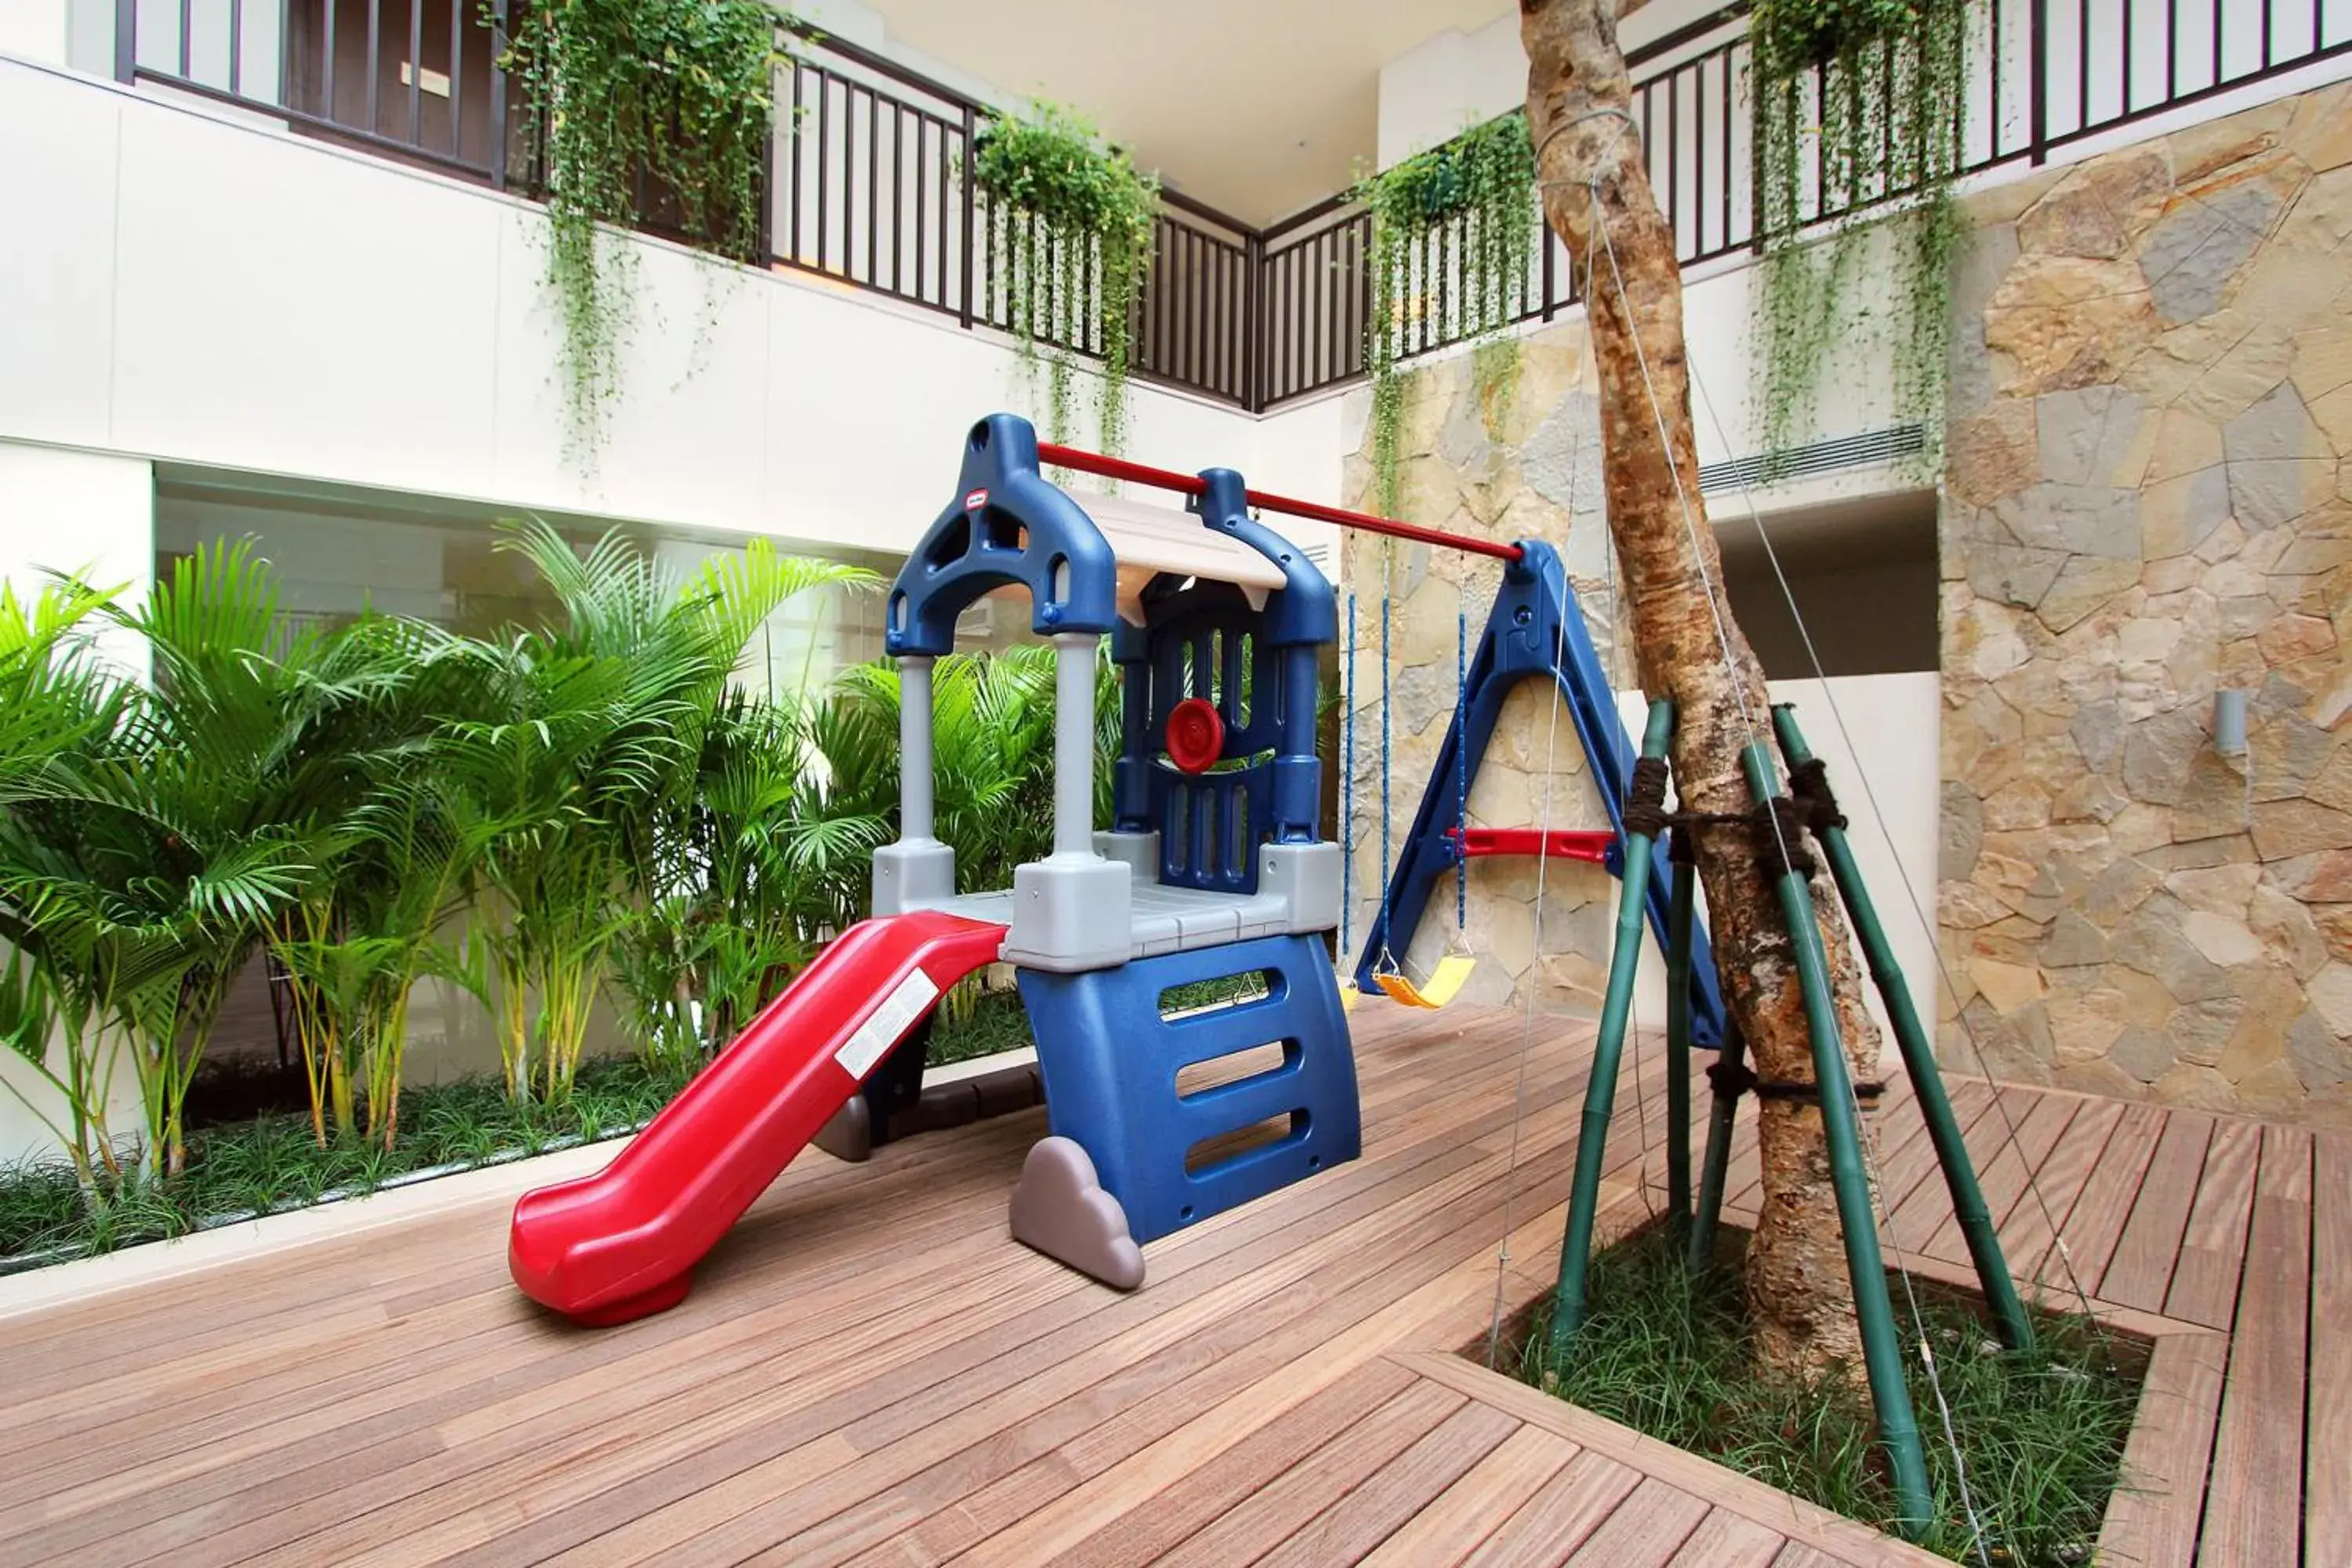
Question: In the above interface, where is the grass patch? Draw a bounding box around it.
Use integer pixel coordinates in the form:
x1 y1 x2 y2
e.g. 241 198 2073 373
1160 973 1272 1014
923 972 1275 1070
1518 1224 2141 1566
5 982 1080 1271
928 988 1036 1067
0 1056 688 1269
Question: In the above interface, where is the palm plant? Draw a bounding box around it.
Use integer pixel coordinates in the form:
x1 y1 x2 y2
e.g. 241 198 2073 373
0 577 140 1191
81 541 387 1176
267 614 497 1147
444 520 873 1105
609 691 892 1073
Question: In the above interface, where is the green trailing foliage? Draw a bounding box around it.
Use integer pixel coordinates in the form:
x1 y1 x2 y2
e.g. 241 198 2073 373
970 103 1160 456
1749 0 1969 476
1356 111 1537 517
1520 1224 2140 1566
494 0 784 467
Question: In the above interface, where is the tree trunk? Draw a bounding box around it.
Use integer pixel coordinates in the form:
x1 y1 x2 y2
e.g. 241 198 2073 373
1519 0 1886 1379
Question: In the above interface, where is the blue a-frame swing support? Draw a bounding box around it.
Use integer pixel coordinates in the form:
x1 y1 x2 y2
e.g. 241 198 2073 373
1352 539 1730 1050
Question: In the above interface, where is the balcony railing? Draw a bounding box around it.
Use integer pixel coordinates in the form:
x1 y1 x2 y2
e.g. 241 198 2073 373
115 0 2352 415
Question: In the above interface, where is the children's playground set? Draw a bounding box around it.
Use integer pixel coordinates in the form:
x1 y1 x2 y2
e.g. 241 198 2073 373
509 413 2030 1533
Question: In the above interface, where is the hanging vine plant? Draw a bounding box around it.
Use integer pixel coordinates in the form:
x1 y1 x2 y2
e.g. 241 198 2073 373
970 103 1160 456
1356 111 1537 518
1748 0 1969 477
495 0 783 469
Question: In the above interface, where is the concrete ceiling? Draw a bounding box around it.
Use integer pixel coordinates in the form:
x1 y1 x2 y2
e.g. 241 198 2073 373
856 0 1514 227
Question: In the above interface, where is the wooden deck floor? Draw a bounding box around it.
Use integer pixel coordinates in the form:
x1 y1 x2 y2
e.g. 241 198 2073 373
0 1003 2339 1566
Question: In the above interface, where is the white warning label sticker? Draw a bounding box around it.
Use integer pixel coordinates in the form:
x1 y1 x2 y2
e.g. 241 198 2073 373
834 967 942 1081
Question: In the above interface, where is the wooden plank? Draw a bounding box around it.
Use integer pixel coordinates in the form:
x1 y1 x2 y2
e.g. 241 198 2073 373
1392 1352 1947 1567
706 1054 1690 1568
1354 1424 1578 1568
0 1103 1052 1461
1473 1448 1644 1568
1991 1094 2120 1296
8 1165 1078 1563
572 1055 1629 1568
889 1086 1684 1561
2027 1100 2164 1290
2308 1131 2352 1568
1560 1475 1709 1566
1667 1508 1790 1566
2095 1331 2228 1568
525 1045 1636 1568
158 1022 1590 1566
1922 1089 2077 1265
1864 1078 1988 1229
1774 1544 1860 1568
2194 1126 2311 1568
1146 1379 1472 1568
0 1007 2321 1568
1049 1359 1421 1567
2098 1112 2215 1311
1 1117 1062 1515
2163 1119 2261 1330
1251 1399 1519 1566
1882 1082 2004 1256
935 1203 1571 1568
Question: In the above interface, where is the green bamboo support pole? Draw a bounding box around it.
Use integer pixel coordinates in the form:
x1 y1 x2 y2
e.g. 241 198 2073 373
1546 699 1674 1354
1741 741 1934 1536
1664 851 1694 1236
1687 1020 1744 1272
1771 704 2034 1351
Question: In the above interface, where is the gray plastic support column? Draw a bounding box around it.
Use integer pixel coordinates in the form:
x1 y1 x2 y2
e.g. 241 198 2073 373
1052 633 1096 858
900 655 937 840
1003 634 1131 971
871 655 956 915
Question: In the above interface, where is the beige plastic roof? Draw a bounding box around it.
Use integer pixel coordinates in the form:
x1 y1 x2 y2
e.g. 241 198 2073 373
984 486 1285 625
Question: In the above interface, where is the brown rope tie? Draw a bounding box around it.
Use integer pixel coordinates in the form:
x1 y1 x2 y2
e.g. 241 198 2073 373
1752 1077 1886 1105
1621 755 1672 840
1751 794 1817 880
1787 756 1849 834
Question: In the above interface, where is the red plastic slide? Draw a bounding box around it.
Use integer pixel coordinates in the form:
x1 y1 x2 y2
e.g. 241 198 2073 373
508 911 1007 1326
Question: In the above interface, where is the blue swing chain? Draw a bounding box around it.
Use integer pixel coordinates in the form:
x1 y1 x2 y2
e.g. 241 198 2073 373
1377 591 1394 970
1454 608 1468 934
1341 593 1355 956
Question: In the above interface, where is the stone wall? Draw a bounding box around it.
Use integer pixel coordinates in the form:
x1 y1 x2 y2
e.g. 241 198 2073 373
1940 85 2352 1124
1336 327 1634 1013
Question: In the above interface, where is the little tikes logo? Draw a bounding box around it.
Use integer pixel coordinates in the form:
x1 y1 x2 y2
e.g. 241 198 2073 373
964 488 989 512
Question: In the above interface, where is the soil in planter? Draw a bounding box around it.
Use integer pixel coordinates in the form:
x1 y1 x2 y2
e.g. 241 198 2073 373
1511 1221 2143 1566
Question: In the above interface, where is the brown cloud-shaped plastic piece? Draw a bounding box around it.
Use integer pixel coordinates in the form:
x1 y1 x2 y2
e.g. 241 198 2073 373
1008 1137 1145 1290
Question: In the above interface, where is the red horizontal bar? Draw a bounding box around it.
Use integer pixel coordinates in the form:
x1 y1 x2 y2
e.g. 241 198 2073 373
1446 827 1614 864
1036 443 1207 498
1036 441 1525 563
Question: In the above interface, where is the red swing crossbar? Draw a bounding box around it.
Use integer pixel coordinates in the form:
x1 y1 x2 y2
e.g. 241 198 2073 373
1445 827 1615 865
1035 441 1526 563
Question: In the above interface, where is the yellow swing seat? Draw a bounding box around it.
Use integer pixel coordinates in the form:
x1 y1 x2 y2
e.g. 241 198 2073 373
1373 953 1476 1009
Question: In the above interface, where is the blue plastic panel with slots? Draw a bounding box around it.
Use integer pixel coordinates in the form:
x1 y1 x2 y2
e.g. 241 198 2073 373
1017 934 1359 1245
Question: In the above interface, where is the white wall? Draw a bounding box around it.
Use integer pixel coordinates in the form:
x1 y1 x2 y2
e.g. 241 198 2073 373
0 0 70 66
1377 0 1725 169
0 441 154 675
0 54 1267 566
1381 0 2352 172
